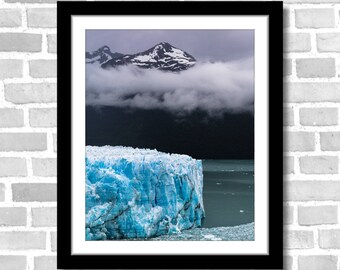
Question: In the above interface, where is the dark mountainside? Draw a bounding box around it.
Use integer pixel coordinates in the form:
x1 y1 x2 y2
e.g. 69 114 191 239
86 107 254 159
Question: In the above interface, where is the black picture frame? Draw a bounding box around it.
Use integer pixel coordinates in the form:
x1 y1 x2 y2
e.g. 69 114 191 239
57 1 283 269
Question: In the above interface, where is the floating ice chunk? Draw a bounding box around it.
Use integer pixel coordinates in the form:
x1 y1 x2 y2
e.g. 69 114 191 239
86 146 205 240
150 223 255 241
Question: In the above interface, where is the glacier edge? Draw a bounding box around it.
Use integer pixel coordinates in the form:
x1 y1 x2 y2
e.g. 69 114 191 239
85 146 205 240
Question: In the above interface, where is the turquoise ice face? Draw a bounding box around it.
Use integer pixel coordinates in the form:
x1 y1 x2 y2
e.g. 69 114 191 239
85 146 205 240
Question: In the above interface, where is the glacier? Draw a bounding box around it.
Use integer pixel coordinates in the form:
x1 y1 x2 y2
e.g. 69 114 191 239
86 146 205 240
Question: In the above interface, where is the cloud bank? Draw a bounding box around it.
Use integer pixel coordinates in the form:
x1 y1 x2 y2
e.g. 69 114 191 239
86 59 254 115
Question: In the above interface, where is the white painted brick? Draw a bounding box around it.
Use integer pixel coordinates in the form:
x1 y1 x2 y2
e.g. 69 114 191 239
5 83 56 104
34 256 56 270
0 133 47 151
284 132 315 152
32 158 56 177
284 107 294 126
0 108 24 127
0 60 22 79
319 229 340 248
298 255 337 270
320 132 340 151
29 108 56 127
0 33 41 52
0 207 26 226
298 205 338 225
53 133 57 152
29 60 56 78
295 9 335 28
51 232 56 252
317 33 340 52
284 156 294 174
29 108 56 128
32 207 56 227
285 83 340 103
284 59 292 77
300 108 338 126
0 232 45 250
6 0 101 2
300 156 338 174
12 183 56 202
0 184 5 202
284 206 294 225
284 33 311 52
47 34 56 53
284 230 314 249
0 256 26 270
284 256 293 270
0 9 21 27
27 8 56 28
6 0 54 2
5 0 56 3
296 58 335 78
286 0 340 2
0 157 27 177
286 181 340 201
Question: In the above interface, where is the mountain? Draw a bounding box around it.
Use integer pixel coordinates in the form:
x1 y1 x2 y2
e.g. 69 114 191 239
86 42 196 72
85 45 123 65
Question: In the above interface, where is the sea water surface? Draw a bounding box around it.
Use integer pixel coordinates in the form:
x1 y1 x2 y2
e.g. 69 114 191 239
149 159 255 240
202 160 254 228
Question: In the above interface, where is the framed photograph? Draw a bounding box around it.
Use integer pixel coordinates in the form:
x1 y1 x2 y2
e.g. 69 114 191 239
57 1 283 269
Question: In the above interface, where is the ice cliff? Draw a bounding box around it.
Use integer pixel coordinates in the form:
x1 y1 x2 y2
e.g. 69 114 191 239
85 146 205 240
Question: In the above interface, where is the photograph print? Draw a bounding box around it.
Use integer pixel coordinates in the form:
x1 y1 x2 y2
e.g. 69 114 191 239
85 29 254 241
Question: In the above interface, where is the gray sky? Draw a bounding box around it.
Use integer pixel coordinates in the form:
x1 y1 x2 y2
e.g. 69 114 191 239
86 30 254 62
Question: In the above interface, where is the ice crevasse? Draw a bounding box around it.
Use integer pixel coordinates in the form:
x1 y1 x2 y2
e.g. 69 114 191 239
86 146 205 240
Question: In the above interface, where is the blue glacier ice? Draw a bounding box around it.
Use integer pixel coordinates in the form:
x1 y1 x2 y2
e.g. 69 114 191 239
85 146 205 240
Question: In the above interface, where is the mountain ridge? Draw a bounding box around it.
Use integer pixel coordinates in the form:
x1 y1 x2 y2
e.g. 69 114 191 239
86 42 196 72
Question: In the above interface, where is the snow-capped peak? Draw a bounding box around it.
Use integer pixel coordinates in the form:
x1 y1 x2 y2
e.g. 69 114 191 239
86 46 123 65
88 42 196 72
129 42 196 71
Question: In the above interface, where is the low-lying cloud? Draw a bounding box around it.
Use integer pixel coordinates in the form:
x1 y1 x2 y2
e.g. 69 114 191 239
86 59 254 115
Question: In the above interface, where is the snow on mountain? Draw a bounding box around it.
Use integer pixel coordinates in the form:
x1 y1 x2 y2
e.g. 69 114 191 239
86 42 196 72
85 45 123 65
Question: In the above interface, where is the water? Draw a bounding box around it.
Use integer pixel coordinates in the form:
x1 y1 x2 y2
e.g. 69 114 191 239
201 160 254 228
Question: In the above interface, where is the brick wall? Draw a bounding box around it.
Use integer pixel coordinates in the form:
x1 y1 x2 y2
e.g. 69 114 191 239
0 0 57 269
0 0 339 269
284 1 340 270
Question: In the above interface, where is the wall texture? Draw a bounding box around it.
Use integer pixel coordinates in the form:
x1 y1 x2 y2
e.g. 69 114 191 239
0 0 339 269
0 0 57 269
283 2 340 270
